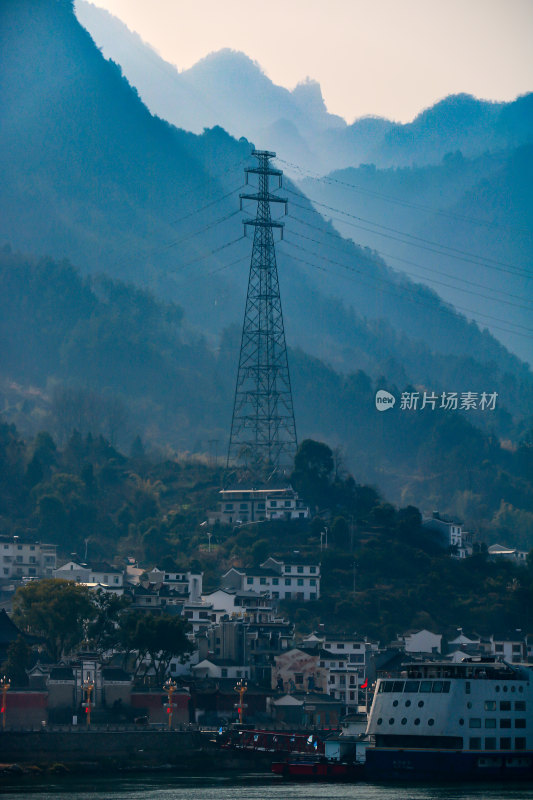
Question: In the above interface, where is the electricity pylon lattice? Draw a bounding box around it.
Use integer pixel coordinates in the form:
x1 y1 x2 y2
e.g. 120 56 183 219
227 150 297 479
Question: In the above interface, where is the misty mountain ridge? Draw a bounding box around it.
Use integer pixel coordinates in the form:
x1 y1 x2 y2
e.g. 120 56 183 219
300 145 533 363
72 1 533 363
76 1 533 173
4 0 530 402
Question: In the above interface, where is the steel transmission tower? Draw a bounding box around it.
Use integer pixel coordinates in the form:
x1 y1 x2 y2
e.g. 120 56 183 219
227 150 297 479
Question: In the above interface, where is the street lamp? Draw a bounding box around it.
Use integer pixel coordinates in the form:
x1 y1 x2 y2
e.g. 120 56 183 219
234 678 248 725
1 675 10 731
164 678 177 730
82 673 94 728
207 531 213 553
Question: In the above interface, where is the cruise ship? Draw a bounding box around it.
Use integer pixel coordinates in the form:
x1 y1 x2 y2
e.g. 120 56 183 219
365 657 532 780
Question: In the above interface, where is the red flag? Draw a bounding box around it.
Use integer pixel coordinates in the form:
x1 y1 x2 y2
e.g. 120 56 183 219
361 678 368 689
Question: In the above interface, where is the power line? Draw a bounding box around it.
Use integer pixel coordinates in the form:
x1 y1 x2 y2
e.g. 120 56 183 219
167 235 245 274
279 237 533 338
284 191 532 280
278 157 533 237
162 209 242 251
288 210 532 305
207 254 249 276
168 185 244 226
279 242 532 340
286 224 533 313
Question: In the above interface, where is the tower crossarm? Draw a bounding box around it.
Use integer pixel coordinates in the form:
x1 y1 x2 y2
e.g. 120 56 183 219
245 166 283 177
240 192 287 204
243 219 284 228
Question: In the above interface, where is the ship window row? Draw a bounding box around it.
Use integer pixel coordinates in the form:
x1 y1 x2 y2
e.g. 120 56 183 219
469 737 526 751
487 700 526 711
379 680 450 694
494 684 524 693
469 718 526 729
376 717 435 726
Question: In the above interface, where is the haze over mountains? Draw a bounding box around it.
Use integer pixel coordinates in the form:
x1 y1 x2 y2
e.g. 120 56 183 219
300 147 533 362
75 1 533 363
1 0 532 534
76 1 533 172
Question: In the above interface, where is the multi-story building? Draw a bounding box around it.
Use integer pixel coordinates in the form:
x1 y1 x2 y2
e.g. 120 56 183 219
422 512 473 558
273 647 326 694
180 601 231 635
129 582 189 613
0 535 57 581
201 588 274 622
301 629 378 713
200 616 294 687
489 633 527 663
319 649 362 712
222 556 320 601
146 567 203 602
208 486 309 526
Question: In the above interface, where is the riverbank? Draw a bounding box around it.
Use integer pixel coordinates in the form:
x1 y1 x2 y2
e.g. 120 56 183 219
0 729 275 776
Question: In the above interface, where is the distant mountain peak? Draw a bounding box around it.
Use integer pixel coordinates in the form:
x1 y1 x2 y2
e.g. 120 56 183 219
292 77 325 109
183 48 264 78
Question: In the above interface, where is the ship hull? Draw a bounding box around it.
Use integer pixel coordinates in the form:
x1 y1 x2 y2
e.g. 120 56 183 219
365 748 533 781
272 759 363 780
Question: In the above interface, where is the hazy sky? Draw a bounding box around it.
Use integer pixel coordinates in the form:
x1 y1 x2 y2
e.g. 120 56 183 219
87 0 532 122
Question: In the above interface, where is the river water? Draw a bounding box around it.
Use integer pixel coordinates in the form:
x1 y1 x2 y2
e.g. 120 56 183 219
1 774 532 799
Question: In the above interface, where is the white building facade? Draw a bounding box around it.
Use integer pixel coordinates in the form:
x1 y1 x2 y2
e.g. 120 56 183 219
222 557 320 602
147 568 203 602
422 512 473 558
53 561 124 592
208 486 309 526
0 535 57 581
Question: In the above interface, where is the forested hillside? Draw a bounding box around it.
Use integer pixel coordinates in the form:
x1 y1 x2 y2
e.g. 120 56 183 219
1 423 532 641
1 247 532 543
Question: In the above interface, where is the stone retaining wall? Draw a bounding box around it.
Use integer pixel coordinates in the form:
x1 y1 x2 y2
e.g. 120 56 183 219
0 729 210 768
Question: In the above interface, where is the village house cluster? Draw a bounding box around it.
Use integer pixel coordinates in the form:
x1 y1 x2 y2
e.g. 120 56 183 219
1 529 531 730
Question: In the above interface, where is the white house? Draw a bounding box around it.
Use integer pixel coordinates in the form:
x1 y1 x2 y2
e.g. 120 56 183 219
0 535 57 581
192 658 250 681
302 630 376 674
168 650 200 677
402 629 442 654
201 588 274 623
221 556 320 601
422 512 473 558
487 544 528 564
53 561 124 592
146 567 203 601
489 633 526 663
208 486 309 526
299 630 378 713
